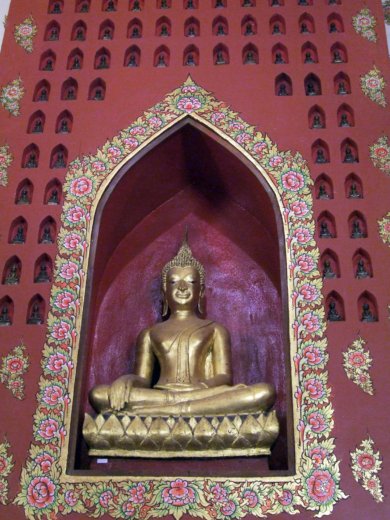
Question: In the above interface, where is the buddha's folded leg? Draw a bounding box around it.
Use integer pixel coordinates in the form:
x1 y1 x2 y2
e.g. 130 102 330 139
89 384 110 413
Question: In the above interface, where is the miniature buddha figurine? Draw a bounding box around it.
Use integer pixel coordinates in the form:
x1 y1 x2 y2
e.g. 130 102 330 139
344 146 356 163
322 260 336 279
185 53 195 66
244 51 256 64
304 52 314 64
97 55 108 69
361 303 376 322
48 188 59 204
33 119 43 133
103 29 112 40
12 225 25 244
76 29 85 40
160 25 169 37
52 2 61 14
298 0 308 5
93 89 103 100
5 264 19 285
277 83 287 96
39 89 48 101
66 88 75 100
35 262 50 283
0 306 11 326
59 119 69 133
271 0 281 5
272 23 281 34
317 184 329 199
215 51 226 65
53 152 66 168
160 0 169 8
315 149 327 163
187 26 196 37
245 23 254 36
89 236 276 419
319 221 332 238
127 54 138 67
81 3 89 12
351 220 365 239
132 0 141 11
332 50 343 63
337 81 347 95
105 0 116 11
348 183 361 199
306 82 316 96
243 0 253 6
17 189 30 204
156 54 167 67
339 113 350 127
131 26 140 38
300 23 309 33
327 301 342 321
355 259 369 279
186 0 195 8
215 0 224 7
329 22 337 33
27 303 43 325
49 28 59 40
312 115 323 129
217 24 226 36
41 226 54 244
43 59 53 71
26 153 37 168
274 52 284 64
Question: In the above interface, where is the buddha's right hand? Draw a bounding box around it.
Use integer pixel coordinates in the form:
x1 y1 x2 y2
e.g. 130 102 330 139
109 375 133 411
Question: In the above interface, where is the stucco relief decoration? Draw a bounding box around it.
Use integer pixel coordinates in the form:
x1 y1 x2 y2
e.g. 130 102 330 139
360 68 387 108
0 440 15 505
0 77 24 117
0 144 13 187
369 135 390 175
350 437 384 503
14 77 346 519
14 16 37 53
352 8 378 42
342 337 374 395
378 212 390 246
0 342 30 399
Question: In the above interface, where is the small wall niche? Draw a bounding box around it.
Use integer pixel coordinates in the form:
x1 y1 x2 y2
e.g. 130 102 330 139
334 72 350 95
95 48 111 69
26 295 45 325
320 249 340 279
275 73 292 95
38 217 56 244
312 139 329 163
33 80 50 102
2 257 21 285
34 254 53 283
40 50 56 71
154 46 170 67
213 44 229 65
328 13 344 33
128 19 142 38
242 44 259 64
309 105 325 129
348 211 367 239
9 217 27 244
213 16 228 36
298 13 315 33
305 73 322 96
326 291 345 321
241 15 257 36
185 17 200 37
15 179 33 205
99 20 114 40
88 79 106 101
272 43 288 64
44 178 62 205
341 139 358 163
76 0 90 12
49 0 63 14
0 296 13 326
345 173 363 199
28 111 45 134
22 144 39 169
45 21 60 41
56 111 73 134
50 145 68 169
358 292 378 322
315 173 333 199
317 211 336 238
183 45 199 66
125 46 141 67
337 104 354 127
352 249 372 279
61 78 78 100
331 42 347 64
71 20 87 40
270 15 285 35
67 48 84 70
302 42 318 64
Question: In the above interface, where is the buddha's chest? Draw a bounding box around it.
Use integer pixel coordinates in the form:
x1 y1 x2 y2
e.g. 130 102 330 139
150 322 214 360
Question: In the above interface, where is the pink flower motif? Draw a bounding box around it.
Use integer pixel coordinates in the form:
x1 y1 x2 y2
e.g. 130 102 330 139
301 312 320 333
358 16 371 27
0 456 8 474
211 483 228 502
211 112 225 124
347 351 366 368
6 87 19 98
296 254 315 273
299 283 319 302
27 476 56 509
309 447 328 467
130 125 146 136
278 489 293 506
54 291 75 310
228 121 244 131
366 78 380 89
177 97 201 113
128 483 146 504
357 373 368 385
282 170 305 192
374 146 388 158
122 500 136 517
5 356 24 374
42 385 65 406
47 353 68 373
107 146 122 158
92 160 106 172
307 411 327 433
303 345 323 365
59 261 79 280
36 453 55 474
253 141 267 156
290 200 309 217
66 206 86 224
243 490 258 508
63 233 82 251
236 132 251 144
51 321 71 341
306 469 336 504
70 176 93 197
64 490 78 507
99 490 113 508
19 25 33 36
162 479 195 506
38 418 59 440
305 378 325 400
294 227 312 244
182 85 197 94
149 116 163 128
221 500 236 516
357 453 375 471
123 136 139 148
269 155 283 167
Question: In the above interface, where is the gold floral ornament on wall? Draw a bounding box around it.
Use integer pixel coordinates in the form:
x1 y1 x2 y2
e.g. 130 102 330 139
352 8 378 42
342 337 374 395
0 439 14 505
14 16 37 53
360 67 387 108
350 437 384 503
0 77 24 117
0 341 30 399
378 211 390 246
0 144 13 187
370 135 390 176
14 77 347 520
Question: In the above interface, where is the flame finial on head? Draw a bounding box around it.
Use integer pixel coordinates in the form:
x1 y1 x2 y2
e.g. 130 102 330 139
161 229 205 289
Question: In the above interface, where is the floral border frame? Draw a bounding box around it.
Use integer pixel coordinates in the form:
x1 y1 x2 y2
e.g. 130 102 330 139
15 78 346 519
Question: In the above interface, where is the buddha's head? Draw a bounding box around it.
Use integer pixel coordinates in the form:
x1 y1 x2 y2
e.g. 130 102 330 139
161 233 205 316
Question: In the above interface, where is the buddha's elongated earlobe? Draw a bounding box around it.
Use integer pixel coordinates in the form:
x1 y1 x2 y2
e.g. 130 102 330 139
162 294 169 317
197 285 205 315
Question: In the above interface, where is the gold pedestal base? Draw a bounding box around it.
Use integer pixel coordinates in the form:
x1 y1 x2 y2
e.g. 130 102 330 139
83 410 279 458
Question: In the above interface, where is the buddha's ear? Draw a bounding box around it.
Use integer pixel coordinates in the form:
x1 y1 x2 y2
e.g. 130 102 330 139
161 289 169 317
197 284 205 315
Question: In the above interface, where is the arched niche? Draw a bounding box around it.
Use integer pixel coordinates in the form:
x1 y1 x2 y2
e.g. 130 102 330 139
2 256 21 285
9 217 27 244
50 144 68 169
125 45 141 67
312 139 329 163
302 42 318 64
348 211 367 238
325 291 344 321
76 0 90 12
184 0 198 8
15 178 33 204
45 21 60 41
272 43 288 64
33 80 50 102
99 20 114 40
315 172 333 199
44 178 62 204
69 119 293 477
317 211 336 238
22 144 39 168
184 17 200 37
242 43 259 64
305 73 322 96
275 73 292 95
270 15 285 35
241 15 257 36
341 138 358 163
34 253 53 283
331 42 347 63
28 111 45 134
358 291 378 322
61 78 78 100
156 16 171 37
94 48 111 69
38 216 56 244
129 0 144 10
154 45 170 67
309 105 325 129
49 0 63 14
213 43 229 65
0 296 13 326
337 103 354 127
128 18 142 38
56 110 73 133
67 48 83 70
40 49 56 71
334 72 350 95
88 79 106 101
352 249 372 279
183 45 199 66
299 13 315 33
26 294 45 325
345 173 363 199
71 20 87 41
328 13 344 33
212 16 228 36
320 249 340 278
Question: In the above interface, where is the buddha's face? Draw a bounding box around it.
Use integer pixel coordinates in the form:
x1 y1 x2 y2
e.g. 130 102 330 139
165 266 203 312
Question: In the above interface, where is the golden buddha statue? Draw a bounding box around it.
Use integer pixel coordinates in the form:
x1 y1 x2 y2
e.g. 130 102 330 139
83 234 279 457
